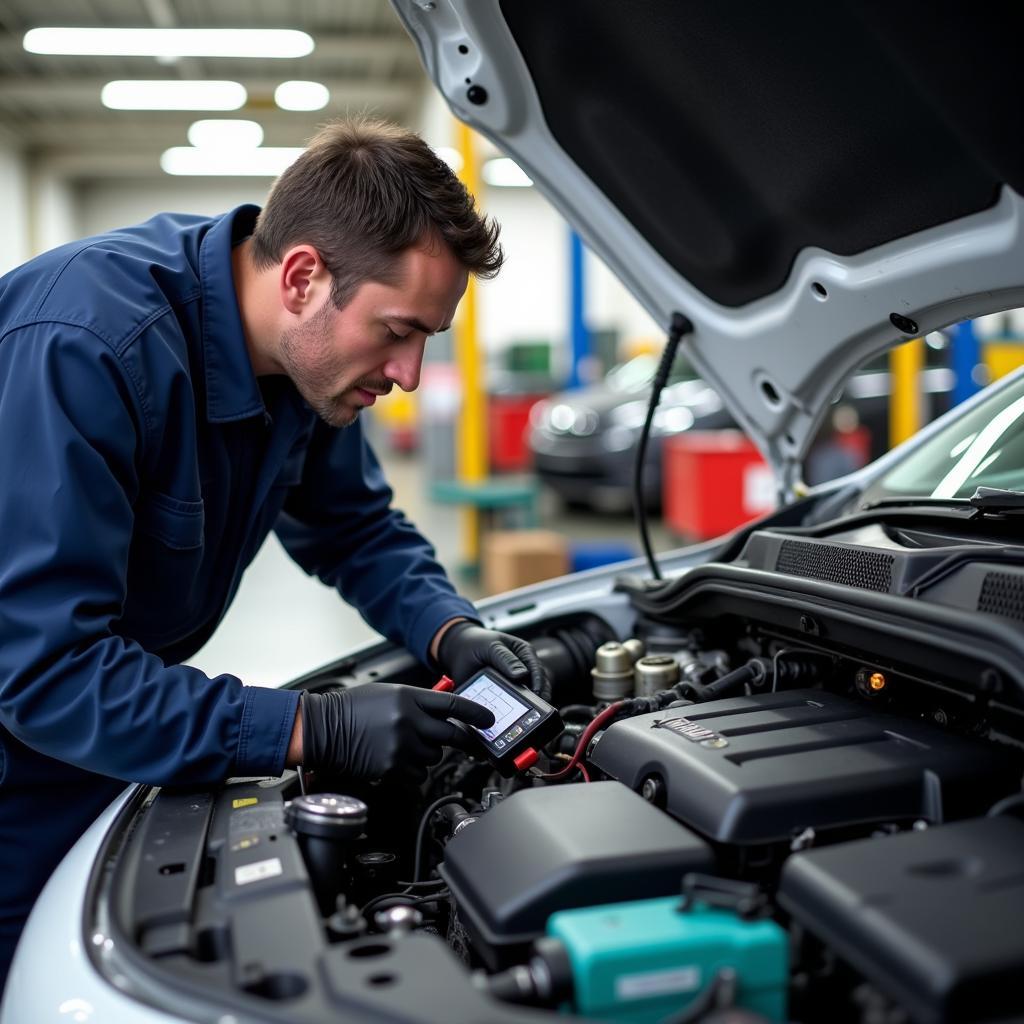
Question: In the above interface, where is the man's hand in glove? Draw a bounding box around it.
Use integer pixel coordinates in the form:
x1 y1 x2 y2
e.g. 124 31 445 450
294 683 495 785
435 619 549 699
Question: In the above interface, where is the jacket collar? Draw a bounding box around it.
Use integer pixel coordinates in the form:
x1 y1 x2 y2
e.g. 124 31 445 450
198 204 266 423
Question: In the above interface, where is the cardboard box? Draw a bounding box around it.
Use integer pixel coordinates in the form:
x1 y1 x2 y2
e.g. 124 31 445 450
482 530 569 594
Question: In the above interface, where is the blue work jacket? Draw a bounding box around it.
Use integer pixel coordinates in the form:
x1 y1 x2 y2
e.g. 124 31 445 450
0 205 476 983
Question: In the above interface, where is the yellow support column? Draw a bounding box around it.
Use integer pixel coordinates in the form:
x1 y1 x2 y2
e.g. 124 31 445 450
454 120 488 568
889 337 923 449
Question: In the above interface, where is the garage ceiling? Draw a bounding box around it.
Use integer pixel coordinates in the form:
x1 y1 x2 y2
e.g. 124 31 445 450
0 0 430 178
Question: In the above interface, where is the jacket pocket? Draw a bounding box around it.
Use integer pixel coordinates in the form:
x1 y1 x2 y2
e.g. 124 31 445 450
134 490 205 550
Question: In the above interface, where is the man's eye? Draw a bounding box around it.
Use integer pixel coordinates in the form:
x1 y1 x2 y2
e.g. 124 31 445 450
385 325 407 342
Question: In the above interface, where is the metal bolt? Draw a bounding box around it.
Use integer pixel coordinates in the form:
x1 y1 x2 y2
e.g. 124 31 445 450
640 775 665 805
375 904 423 933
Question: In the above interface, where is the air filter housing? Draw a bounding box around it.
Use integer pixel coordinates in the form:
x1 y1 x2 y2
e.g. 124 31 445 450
780 816 1024 1022
440 781 713 969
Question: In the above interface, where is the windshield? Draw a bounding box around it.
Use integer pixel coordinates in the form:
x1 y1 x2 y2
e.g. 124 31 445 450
606 354 696 393
861 371 1024 503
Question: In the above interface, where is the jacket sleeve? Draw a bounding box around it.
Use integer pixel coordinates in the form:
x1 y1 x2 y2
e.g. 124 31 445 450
0 323 297 786
274 418 479 663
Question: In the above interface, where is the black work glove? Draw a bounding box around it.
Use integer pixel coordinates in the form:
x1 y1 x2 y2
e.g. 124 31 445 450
437 621 550 700
301 683 495 785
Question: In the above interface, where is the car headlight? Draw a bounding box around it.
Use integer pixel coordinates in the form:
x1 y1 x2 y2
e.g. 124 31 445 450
654 406 695 434
547 402 598 436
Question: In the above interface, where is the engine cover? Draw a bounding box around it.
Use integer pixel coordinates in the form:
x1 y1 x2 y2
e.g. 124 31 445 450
440 781 713 969
589 690 1019 844
779 815 1024 1022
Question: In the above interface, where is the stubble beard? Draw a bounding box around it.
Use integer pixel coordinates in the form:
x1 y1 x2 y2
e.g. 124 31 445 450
279 300 359 428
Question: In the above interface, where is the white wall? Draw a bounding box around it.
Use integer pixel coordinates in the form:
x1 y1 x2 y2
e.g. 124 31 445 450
0 145 30 275
476 187 662 369
32 170 78 255
77 177 273 237
586 247 663 350
477 185 567 352
413 86 661 363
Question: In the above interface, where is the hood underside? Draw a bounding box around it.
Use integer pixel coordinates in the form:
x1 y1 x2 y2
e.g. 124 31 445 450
393 0 1024 493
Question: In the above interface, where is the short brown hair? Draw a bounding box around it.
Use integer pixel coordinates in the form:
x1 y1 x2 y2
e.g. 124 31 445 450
250 117 503 309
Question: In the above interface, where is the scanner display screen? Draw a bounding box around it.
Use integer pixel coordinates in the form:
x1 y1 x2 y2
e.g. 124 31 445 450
459 674 534 747
453 667 563 775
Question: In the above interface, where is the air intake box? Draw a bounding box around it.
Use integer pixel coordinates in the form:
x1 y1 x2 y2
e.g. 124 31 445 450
589 690 1018 844
440 781 713 969
779 816 1024 1022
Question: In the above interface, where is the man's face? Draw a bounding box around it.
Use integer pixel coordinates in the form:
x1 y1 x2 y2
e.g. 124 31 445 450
279 242 468 428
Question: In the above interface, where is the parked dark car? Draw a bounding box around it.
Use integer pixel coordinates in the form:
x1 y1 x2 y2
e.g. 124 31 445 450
529 350 955 509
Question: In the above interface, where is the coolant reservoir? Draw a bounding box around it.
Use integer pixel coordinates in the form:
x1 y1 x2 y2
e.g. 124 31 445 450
547 895 787 1021
591 640 644 702
634 655 680 697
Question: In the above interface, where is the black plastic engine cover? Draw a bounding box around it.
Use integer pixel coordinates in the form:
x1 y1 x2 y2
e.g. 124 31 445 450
779 816 1024 1023
589 690 1018 844
440 781 713 969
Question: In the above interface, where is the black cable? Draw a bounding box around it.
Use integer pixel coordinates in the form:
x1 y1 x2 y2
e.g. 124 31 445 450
769 647 825 692
360 888 451 920
657 967 737 1024
987 791 1024 818
694 660 765 702
634 313 693 581
413 794 467 883
559 703 598 719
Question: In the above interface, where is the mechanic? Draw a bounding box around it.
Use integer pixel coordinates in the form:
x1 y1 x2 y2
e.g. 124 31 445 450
0 117 545 989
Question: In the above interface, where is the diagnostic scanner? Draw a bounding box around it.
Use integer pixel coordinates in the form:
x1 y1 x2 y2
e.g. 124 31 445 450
437 668 563 776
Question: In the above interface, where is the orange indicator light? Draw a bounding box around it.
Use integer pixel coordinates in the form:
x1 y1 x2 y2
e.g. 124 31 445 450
869 672 887 691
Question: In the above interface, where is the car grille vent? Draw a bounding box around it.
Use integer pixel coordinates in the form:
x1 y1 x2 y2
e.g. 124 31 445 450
978 571 1024 622
776 539 893 592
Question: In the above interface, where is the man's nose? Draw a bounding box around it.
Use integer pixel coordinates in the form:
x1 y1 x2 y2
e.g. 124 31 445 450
384 337 426 393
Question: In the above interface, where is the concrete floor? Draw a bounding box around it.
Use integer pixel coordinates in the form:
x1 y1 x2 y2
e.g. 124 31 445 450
186 448 672 688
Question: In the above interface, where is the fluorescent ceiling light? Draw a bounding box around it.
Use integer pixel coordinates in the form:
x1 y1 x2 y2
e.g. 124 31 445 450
433 147 463 173
274 81 330 112
102 80 246 111
482 157 533 188
24 27 313 58
161 146 305 176
187 119 264 150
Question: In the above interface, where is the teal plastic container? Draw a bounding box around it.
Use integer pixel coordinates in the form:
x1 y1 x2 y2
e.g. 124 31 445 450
546 896 787 1023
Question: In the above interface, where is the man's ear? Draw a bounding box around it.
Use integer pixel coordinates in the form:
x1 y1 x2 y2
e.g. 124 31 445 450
279 245 330 315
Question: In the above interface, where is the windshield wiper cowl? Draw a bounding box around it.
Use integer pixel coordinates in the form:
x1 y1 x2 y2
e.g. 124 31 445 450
970 486 1024 513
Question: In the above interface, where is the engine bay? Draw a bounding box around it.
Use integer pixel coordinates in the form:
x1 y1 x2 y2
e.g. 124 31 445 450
88 520 1024 1024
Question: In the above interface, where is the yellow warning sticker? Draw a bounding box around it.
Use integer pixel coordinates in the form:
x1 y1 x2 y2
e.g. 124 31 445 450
232 797 258 809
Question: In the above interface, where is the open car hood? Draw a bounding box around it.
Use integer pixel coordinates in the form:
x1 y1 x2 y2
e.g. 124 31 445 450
392 0 1024 494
